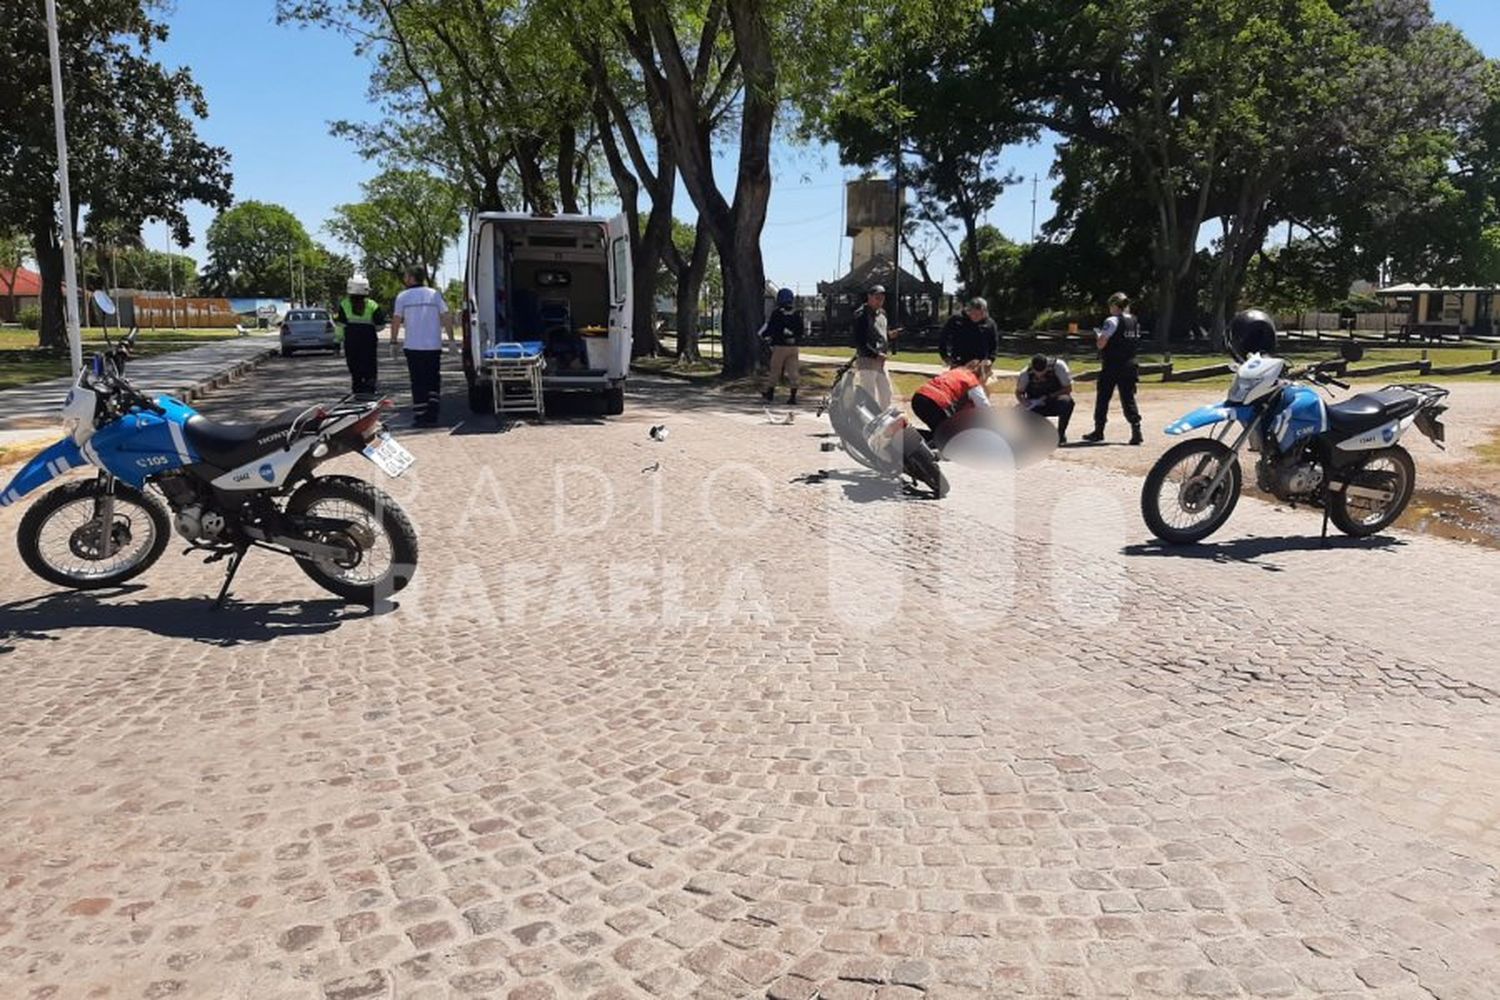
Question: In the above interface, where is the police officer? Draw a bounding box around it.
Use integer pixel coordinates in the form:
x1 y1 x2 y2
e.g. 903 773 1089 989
760 287 805 404
1083 291 1143 445
334 275 386 397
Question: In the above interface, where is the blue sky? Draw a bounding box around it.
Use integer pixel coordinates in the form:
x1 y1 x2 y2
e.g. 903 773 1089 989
154 0 1499 295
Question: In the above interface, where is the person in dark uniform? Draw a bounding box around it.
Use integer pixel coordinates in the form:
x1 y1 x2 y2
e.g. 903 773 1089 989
1015 353 1075 445
760 287 805 404
1083 291 1143 445
938 297 999 365
334 275 386 397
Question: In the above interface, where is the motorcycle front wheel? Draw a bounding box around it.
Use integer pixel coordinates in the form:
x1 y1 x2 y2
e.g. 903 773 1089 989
285 475 419 605
1141 438 1242 544
17 478 170 589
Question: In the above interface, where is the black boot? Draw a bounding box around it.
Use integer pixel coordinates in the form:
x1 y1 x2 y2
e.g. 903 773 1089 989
1129 423 1144 446
761 387 774 403
1082 428 1104 443
787 388 798 405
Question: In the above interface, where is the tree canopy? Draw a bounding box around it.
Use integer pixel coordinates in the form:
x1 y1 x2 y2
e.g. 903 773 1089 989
0 0 231 346
327 168 462 296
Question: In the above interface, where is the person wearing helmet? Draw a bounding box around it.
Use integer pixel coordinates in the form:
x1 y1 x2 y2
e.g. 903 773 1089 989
1230 308 1277 357
1082 291 1143 445
760 287 805 404
335 275 386 396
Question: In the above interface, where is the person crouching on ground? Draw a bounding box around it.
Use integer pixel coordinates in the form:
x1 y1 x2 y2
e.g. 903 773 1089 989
760 287 804 404
910 359 993 443
1016 353 1075 445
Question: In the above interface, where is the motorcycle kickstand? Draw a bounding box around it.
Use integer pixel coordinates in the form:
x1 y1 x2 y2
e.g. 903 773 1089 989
213 545 250 610
1319 504 1331 548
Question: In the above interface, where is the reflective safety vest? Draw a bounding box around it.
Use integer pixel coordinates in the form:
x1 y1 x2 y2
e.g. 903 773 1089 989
336 296 380 341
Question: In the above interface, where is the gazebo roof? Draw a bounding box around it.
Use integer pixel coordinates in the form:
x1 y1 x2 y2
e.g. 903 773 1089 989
1377 283 1500 295
817 255 942 296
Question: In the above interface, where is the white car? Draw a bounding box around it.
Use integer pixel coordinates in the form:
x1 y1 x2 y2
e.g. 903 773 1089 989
279 309 339 357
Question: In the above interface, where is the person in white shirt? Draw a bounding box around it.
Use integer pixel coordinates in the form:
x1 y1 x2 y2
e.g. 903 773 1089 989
390 266 455 425
1015 353 1075 445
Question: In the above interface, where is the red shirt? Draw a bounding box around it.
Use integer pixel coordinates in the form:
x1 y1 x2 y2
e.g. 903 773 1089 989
916 368 984 413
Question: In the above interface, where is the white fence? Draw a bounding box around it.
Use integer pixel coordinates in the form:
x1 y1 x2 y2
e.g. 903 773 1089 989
1276 312 1408 332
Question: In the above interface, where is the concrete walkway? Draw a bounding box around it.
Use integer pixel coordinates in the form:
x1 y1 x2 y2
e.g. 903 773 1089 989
0 336 279 433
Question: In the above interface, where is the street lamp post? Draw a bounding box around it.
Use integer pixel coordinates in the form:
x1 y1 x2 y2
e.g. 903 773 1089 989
44 0 83 375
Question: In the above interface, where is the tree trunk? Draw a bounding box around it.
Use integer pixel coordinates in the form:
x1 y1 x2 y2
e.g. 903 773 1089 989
634 212 673 358
675 221 711 362
33 220 67 351
556 125 581 215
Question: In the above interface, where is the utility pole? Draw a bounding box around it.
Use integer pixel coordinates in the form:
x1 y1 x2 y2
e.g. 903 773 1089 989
892 70 904 330
1030 174 1039 243
165 221 175 331
45 0 83 375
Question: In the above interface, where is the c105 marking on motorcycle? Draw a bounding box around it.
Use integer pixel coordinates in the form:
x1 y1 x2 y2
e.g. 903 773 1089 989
1141 338 1450 545
0 325 421 607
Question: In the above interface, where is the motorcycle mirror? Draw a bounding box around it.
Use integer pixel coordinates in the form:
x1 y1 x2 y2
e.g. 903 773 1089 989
92 289 117 316
1339 342 1365 363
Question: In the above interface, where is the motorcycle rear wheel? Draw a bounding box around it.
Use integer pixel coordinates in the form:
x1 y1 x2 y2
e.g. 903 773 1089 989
18 479 170 590
1328 445 1414 537
1141 438 1242 544
285 475 419 605
902 428 950 498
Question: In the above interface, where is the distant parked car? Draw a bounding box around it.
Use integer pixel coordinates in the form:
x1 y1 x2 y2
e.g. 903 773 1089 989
279 309 339 357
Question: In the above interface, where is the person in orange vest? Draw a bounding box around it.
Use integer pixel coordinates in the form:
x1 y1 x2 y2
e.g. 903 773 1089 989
910 359 993 440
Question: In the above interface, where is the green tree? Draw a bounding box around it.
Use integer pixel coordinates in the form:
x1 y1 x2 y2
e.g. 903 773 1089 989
327 169 462 292
0 0 231 348
278 0 597 215
111 248 200 295
203 202 311 297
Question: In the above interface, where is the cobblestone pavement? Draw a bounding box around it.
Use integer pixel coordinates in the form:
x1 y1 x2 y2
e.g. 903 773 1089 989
2 355 1499 1000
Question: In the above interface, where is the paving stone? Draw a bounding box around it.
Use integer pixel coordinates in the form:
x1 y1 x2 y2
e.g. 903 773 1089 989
3 357 1500 1000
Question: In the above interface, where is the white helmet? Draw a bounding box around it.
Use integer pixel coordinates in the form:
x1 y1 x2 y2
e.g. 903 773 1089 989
347 274 370 295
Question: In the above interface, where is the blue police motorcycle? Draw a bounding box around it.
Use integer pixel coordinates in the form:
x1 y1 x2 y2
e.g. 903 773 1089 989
1141 316 1449 545
1 325 419 605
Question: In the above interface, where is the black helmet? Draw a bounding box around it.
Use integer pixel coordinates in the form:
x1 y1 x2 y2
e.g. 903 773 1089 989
1230 309 1277 357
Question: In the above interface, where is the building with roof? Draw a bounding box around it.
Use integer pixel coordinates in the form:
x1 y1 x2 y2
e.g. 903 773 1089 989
1376 283 1499 337
0 267 42 324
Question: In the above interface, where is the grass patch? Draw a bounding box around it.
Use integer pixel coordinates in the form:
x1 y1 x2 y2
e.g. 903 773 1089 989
0 328 243 350
1476 428 1500 467
0 331 248 390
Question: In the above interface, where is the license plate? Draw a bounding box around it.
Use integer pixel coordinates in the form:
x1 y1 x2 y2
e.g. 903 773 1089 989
362 431 415 478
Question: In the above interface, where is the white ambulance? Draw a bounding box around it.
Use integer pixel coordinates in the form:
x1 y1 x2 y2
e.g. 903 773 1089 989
461 212 633 415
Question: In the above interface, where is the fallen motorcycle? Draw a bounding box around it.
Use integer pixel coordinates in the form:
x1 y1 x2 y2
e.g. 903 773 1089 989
1 318 419 606
817 356 948 498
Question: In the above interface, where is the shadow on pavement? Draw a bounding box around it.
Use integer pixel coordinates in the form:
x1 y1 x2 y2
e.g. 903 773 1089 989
1122 533 1404 571
0 587 378 652
789 468 939 505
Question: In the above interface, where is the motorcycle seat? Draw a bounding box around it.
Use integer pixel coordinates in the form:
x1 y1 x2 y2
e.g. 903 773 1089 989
1325 389 1421 437
184 408 307 470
